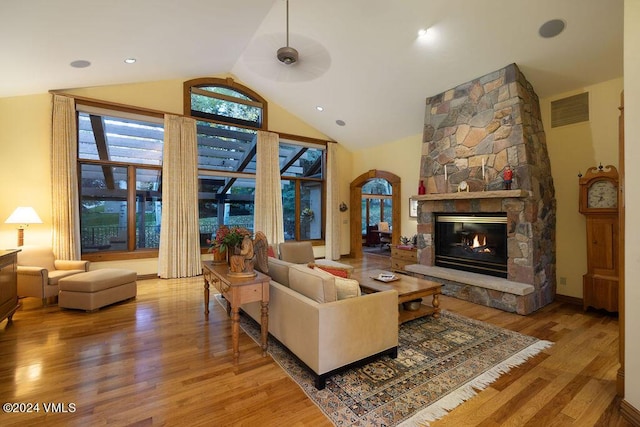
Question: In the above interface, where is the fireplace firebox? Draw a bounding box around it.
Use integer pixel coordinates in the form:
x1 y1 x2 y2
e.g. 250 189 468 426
434 214 508 278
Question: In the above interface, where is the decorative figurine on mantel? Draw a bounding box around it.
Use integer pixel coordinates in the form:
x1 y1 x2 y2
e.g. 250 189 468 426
503 165 513 190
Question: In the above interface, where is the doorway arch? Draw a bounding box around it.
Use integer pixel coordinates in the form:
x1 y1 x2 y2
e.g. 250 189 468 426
350 170 401 258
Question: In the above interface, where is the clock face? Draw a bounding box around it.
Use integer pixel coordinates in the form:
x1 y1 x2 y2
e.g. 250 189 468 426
458 180 468 191
587 180 617 209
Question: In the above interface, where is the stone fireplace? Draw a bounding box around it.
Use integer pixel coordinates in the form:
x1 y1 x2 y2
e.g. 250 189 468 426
408 64 556 315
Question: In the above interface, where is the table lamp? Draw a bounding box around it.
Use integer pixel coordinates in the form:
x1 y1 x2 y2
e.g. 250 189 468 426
4 206 42 246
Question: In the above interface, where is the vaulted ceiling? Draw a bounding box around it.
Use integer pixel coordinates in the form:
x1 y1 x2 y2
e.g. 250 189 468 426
0 0 623 151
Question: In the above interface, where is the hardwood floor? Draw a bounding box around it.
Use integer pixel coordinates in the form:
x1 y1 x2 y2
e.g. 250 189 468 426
0 254 630 426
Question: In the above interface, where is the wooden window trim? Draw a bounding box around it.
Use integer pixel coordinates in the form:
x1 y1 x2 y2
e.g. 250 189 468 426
184 77 268 129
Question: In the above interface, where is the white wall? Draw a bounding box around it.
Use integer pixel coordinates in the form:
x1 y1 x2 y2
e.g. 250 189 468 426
624 0 640 409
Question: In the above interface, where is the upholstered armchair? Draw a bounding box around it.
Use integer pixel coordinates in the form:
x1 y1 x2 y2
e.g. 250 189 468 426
17 246 90 305
278 241 315 264
366 224 380 247
278 241 354 276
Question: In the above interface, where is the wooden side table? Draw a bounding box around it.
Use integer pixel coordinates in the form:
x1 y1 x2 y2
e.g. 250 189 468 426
202 261 270 362
391 245 417 272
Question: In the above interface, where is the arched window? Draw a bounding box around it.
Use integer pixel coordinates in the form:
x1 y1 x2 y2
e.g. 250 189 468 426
362 178 393 234
184 77 266 129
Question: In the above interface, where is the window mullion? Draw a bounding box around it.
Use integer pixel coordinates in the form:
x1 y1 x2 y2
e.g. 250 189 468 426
295 180 301 241
127 165 137 251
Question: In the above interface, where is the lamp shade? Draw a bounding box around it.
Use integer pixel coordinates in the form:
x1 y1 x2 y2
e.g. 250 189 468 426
5 207 43 225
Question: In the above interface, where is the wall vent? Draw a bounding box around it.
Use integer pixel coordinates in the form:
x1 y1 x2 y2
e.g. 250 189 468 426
551 92 589 128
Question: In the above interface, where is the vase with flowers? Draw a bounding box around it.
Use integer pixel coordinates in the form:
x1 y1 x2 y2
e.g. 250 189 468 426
208 225 253 265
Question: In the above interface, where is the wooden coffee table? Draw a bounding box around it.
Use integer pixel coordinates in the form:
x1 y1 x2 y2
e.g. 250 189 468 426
357 269 442 324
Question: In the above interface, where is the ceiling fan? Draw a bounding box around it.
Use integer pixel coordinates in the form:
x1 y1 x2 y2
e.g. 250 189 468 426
237 0 331 82
276 0 298 65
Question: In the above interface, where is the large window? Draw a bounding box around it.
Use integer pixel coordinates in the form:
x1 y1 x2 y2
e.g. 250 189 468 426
77 78 327 259
78 110 164 256
185 78 326 246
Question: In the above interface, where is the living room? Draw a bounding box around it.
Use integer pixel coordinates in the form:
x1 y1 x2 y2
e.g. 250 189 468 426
2 1 640 425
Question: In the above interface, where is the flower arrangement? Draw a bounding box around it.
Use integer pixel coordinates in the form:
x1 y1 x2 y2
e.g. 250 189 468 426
208 225 253 254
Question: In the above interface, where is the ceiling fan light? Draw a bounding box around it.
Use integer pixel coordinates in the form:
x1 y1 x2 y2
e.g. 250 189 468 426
277 46 298 65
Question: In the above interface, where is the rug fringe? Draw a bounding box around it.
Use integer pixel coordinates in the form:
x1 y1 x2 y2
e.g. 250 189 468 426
398 339 553 427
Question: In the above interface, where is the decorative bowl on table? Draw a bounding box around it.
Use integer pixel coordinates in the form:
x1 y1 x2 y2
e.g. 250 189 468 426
402 299 422 311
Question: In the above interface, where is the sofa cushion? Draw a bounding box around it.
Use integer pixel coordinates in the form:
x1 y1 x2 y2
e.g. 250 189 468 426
267 257 293 287
289 264 337 303
334 276 361 300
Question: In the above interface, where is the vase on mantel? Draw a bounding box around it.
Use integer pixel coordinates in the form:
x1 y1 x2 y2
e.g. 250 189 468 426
418 180 426 195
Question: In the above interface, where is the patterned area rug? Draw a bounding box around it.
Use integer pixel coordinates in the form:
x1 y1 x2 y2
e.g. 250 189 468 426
221 297 552 426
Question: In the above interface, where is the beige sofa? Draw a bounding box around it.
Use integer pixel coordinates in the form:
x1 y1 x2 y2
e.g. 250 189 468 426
242 257 398 389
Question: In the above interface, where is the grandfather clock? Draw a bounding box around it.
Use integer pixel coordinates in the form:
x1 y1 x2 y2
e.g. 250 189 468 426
578 164 619 312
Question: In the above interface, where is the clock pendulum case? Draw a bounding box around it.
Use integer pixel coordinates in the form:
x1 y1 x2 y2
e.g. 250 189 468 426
578 164 619 312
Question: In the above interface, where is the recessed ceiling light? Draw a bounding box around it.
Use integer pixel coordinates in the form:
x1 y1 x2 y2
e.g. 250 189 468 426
316 106 324 112
539 19 565 38
336 120 346 126
417 28 429 38
124 58 137 64
70 60 91 68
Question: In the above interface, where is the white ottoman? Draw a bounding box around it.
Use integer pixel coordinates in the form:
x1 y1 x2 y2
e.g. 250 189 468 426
58 269 137 311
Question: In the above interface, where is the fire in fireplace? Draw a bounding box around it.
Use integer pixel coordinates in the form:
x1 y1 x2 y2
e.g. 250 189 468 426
434 214 508 278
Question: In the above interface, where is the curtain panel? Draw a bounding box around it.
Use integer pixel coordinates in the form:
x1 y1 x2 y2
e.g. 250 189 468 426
254 130 285 250
51 94 81 260
158 115 201 278
325 142 341 260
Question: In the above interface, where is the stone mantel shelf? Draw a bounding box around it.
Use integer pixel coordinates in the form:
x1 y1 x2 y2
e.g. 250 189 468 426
412 189 529 202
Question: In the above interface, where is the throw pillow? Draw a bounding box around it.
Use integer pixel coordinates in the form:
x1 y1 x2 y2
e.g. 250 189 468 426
308 263 350 278
267 245 276 258
334 276 361 300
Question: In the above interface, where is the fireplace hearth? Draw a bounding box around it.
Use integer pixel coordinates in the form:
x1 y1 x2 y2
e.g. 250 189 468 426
435 214 507 278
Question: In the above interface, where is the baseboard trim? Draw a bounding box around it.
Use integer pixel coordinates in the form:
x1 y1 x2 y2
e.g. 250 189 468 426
554 294 582 306
617 368 625 397
620 399 640 425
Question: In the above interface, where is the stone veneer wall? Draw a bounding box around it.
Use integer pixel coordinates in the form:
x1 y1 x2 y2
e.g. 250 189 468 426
417 63 557 313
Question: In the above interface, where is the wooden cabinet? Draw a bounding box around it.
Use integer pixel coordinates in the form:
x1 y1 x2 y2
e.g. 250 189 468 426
391 246 417 272
579 166 619 312
0 250 21 325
